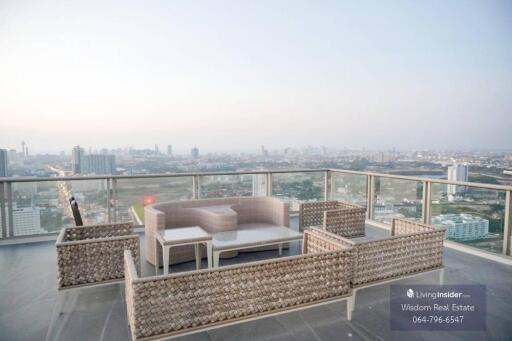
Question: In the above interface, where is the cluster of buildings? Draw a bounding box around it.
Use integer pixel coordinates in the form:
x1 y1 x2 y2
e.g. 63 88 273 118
72 146 116 175
432 213 489 241
0 142 31 177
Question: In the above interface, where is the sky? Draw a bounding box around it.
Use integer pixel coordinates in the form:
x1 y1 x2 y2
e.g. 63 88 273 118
0 0 511 154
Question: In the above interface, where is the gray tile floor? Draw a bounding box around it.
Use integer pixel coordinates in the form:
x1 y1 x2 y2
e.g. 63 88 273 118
1 217 511 341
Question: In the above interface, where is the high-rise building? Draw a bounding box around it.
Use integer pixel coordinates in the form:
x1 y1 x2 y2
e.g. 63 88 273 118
154 144 159 155
11 204 45 236
252 174 266 196
83 154 116 175
21 141 26 158
167 145 173 156
191 147 199 159
447 164 468 200
0 149 8 177
261 146 269 157
72 145 85 174
8 149 17 164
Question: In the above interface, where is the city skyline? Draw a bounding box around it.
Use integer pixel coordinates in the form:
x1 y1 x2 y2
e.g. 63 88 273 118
2 142 512 156
1 1 512 153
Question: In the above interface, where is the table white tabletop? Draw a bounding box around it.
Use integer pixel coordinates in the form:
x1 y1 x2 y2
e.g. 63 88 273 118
157 226 212 245
212 226 302 251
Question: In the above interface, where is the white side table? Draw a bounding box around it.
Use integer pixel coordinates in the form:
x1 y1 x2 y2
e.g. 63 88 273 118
155 226 212 275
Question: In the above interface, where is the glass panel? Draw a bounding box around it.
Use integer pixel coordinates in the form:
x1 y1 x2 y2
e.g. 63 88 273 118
67 180 109 226
430 182 505 254
10 179 107 236
115 177 193 224
10 181 67 236
200 174 256 199
272 172 324 212
331 172 367 206
373 177 423 224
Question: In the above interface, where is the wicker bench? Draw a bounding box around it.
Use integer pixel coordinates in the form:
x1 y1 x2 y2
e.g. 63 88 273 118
56 222 140 289
308 218 445 318
124 229 353 340
309 218 445 287
299 200 366 237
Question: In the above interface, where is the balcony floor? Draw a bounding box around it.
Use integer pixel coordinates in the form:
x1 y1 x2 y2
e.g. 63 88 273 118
1 217 512 341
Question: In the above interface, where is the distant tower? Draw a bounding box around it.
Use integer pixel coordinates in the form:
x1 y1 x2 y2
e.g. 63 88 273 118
447 164 469 201
191 147 199 159
261 145 269 157
167 145 173 156
72 145 85 175
21 141 26 157
0 149 8 177
154 144 159 155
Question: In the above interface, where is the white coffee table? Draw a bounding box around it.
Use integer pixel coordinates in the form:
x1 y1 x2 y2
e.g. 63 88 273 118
155 226 212 275
211 226 303 268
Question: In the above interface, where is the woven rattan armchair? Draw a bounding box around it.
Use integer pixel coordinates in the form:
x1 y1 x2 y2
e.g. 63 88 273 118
309 218 445 287
299 200 366 237
124 229 353 340
56 222 140 289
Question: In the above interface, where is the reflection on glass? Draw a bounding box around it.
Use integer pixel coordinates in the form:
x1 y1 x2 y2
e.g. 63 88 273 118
430 182 505 254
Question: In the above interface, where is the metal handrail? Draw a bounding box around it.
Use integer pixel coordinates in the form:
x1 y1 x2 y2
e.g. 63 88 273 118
1 167 511 257
0 168 328 183
0 167 510 191
328 168 512 191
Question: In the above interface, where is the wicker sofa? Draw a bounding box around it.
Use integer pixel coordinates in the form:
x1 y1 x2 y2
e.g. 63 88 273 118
124 228 353 340
309 218 445 287
299 200 366 237
144 197 289 266
56 222 140 289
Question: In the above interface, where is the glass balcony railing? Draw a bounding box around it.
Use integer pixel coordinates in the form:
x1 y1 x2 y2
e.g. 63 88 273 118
372 176 423 224
271 171 325 212
0 169 511 260
330 172 367 207
430 181 506 254
199 174 258 199
115 177 194 224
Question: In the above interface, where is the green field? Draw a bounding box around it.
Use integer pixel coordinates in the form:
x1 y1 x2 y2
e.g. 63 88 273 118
132 203 145 222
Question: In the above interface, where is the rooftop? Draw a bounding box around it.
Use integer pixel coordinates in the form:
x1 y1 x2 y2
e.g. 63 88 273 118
1 217 511 341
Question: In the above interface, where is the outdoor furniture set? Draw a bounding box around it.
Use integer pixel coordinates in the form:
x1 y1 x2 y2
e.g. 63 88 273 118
55 197 445 340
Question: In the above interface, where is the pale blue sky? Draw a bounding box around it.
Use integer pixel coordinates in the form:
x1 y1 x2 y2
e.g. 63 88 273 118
0 0 511 153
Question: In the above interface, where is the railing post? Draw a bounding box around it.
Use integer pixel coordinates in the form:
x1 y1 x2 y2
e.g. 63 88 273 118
266 172 272 197
106 178 111 223
0 182 6 239
6 182 13 237
422 180 431 224
324 170 331 201
504 190 511 256
192 175 200 200
112 178 117 222
366 175 374 220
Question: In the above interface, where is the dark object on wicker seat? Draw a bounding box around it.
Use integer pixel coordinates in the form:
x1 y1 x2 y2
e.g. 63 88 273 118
69 196 83 226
